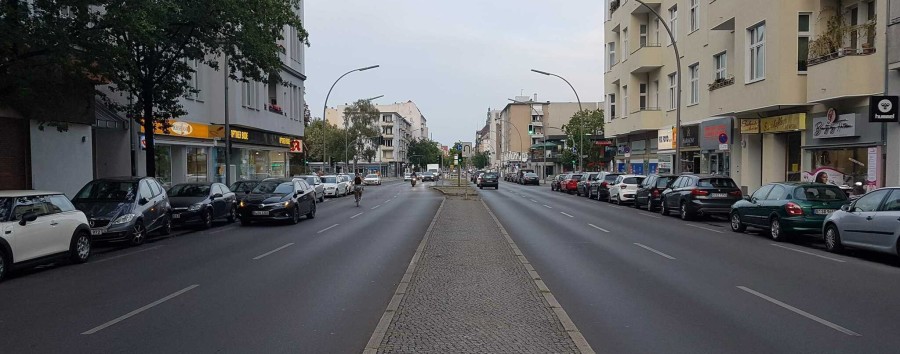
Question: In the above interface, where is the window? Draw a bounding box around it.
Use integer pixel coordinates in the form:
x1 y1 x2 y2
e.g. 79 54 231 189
242 81 260 109
149 179 163 196
639 83 647 110
12 196 50 220
609 93 616 119
654 19 661 45
714 52 727 80
881 190 900 211
697 178 737 188
139 181 154 201
186 59 202 100
640 24 648 47
849 5 859 50
853 189 889 212
795 186 848 202
751 185 774 200
47 195 75 213
290 26 302 62
607 42 616 70
187 147 209 182
689 63 699 104
766 186 786 200
690 0 699 32
668 5 678 45
798 13 811 72
748 22 766 81
656 176 675 188
622 28 629 59
865 1 876 47
622 85 629 116
668 72 677 110
652 80 659 108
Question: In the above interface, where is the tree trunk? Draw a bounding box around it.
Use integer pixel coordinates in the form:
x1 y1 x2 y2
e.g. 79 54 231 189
142 85 156 178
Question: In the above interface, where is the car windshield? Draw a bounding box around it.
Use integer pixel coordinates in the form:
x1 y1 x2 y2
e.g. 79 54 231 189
251 181 293 194
366 174 377 178
525 173 538 177
323 177 337 183
604 175 620 183
697 178 738 188
74 181 137 201
0 197 11 222
230 181 257 193
167 184 210 197
485 173 498 178
623 177 644 184
571 175 582 181
656 177 675 188
303 177 317 185
795 185 848 201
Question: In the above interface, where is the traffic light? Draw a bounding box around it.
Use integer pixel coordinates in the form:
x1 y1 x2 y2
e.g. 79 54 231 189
528 125 534 134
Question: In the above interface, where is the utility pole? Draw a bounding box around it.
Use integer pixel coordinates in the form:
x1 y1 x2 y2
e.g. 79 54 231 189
224 53 232 185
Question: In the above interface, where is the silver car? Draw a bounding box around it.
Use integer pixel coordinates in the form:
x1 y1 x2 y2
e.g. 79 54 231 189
297 175 325 202
822 187 900 258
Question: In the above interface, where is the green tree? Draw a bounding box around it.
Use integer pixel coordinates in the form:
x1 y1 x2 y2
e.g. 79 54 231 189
472 151 489 169
407 138 441 171
342 99 380 170
562 109 605 171
304 120 346 167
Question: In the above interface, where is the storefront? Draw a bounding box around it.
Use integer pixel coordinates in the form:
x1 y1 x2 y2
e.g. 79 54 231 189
210 125 302 183
803 107 882 190
141 120 217 187
679 125 700 173
699 117 733 176
740 113 805 184
614 132 657 174
656 127 675 174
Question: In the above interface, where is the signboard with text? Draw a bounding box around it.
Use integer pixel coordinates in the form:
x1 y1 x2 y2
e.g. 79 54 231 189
761 113 806 133
870 96 898 122
813 113 857 139
699 117 732 151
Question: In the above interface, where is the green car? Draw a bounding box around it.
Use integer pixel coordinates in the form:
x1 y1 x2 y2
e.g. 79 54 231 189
730 182 849 241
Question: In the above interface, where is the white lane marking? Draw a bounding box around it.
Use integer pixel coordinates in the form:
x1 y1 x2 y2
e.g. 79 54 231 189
317 224 340 234
687 223 725 234
207 225 238 235
640 213 662 219
92 246 163 264
82 285 199 335
385 199 392 203
252 243 294 260
350 212 364 219
560 212 575 218
634 243 676 260
543 205 553 209
770 243 846 263
737 286 860 336
588 224 610 233
530 199 538 203
371 205 381 210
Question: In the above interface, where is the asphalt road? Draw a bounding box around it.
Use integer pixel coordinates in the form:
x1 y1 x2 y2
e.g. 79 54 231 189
0 180 441 353
484 180 900 354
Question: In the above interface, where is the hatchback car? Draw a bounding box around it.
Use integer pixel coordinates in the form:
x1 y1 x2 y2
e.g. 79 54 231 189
660 175 742 220
562 174 582 194
168 183 237 229
609 174 646 205
521 172 540 186
478 172 499 189
731 183 848 241
591 173 621 202
237 178 316 225
577 173 600 197
297 175 326 202
550 174 565 191
73 177 172 246
364 174 382 186
634 174 678 211
322 175 345 197
822 187 900 257
0 191 92 282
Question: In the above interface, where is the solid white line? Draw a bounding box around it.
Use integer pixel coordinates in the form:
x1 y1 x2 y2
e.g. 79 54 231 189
252 243 294 260
371 205 381 210
737 286 860 336
317 224 340 234
640 213 662 219
634 243 676 260
92 246 163 264
207 225 238 235
686 223 725 234
588 224 610 233
770 243 846 263
530 199 538 203
350 212 364 219
543 205 553 209
82 285 199 334
560 212 575 218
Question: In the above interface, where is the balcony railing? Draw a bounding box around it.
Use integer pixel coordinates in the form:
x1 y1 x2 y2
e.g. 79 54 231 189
609 0 620 16
708 76 735 91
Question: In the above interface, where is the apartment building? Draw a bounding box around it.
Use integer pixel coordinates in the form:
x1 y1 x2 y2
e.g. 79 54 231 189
372 101 429 141
324 107 412 176
888 0 900 184
605 0 888 192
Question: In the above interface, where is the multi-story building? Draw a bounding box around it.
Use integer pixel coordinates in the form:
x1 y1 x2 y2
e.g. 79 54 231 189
605 0 888 193
887 0 900 184
324 107 411 176
372 101 429 141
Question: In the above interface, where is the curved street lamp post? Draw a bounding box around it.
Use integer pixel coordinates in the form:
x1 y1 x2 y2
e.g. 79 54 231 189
322 65 379 174
531 69 584 172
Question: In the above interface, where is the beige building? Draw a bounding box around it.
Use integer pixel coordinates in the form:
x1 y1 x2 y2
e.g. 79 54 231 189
324 107 411 175
605 0 889 193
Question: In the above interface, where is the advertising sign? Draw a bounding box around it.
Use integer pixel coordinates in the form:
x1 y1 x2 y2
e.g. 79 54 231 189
289 139 303 153
812 113 857 139
761 113 806 133
657 128 675 150
869 96 898 122
680 125 699 148
740 119 760 134
700 117 732 151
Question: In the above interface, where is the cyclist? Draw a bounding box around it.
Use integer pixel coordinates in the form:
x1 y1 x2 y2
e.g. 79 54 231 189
353 173 364 206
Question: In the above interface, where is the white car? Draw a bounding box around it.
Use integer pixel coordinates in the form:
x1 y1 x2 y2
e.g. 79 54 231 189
609 174 647 205
404 173 412 181
364 174 382 185
338 175 353 195
0 191 93 281
297 175 326 202
322 175 345 197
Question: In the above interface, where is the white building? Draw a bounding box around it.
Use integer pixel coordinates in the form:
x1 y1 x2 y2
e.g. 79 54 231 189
324 107 412 176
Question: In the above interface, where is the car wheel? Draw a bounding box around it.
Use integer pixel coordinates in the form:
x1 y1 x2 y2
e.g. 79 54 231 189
160 214 172 236
680 202 693 221
70 231 92 263
633 197 641 209
646 198 655 212
615 194 622 205
824 224 844 253
130 222 146 246
306 201 316 219
202 209 213 229
730 212 747 233
770 217 788 241
660 200 669 215
291 205 300 224
0 250 7 282
227 207 237 223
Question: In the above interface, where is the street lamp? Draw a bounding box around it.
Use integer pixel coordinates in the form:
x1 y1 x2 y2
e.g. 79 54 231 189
531 69 584 171
322 65 379 173
345 94 384 175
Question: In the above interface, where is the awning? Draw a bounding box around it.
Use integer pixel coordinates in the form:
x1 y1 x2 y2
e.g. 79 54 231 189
94 99 129 130
530 142 558 149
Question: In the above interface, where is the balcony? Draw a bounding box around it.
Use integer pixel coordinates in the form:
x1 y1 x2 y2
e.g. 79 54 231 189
531 121 543 127
807 49 882 103
629 44 664 74
629 1 660 15
607 108 664 137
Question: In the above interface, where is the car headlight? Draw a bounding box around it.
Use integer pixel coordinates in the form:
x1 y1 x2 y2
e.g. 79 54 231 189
189 203 203 212
239 200 245 208
283 201 291 208
111 213 136 225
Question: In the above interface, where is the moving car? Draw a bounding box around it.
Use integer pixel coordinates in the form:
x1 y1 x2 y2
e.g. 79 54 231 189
237 178 316 225
478 172 499 189
609 174 646 205
521 172 540 186
230 180 260 195
550 174 565 191
364 174 382 186
577 173 599 197
297 175 326 202
404 173 412 181
660 174 742 220
168 183 237 229
0 191 92 282
634 174 677 211
322 175 346 197
73 177 172 246
731 183 848 241
422 172 436 182
591 173 621 202
822 187 900 257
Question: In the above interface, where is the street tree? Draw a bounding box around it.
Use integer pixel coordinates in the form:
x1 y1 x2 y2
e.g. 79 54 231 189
561 109 605 171
471 151 489 169
342 99 380 170
407 138 441 171
304 120 346 169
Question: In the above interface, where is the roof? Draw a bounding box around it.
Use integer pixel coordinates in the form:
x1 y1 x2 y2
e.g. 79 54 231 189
0 190 64 198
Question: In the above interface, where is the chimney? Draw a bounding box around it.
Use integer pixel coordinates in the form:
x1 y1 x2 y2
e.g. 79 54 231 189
533 93 538 102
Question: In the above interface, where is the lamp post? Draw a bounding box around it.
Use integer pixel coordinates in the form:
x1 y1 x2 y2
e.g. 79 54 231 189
531 69 584 171
344 94 384 175
322 65 379 174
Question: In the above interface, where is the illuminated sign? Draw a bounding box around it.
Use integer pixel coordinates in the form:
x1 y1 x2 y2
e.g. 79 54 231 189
230 129 249 140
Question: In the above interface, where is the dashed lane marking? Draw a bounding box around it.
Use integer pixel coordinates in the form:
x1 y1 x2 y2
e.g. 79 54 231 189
634 243 676 260
686 223 725 234
560 212 575 218
738 286 860 336
317 224 340 234
588 224 610 233
252 243 294 260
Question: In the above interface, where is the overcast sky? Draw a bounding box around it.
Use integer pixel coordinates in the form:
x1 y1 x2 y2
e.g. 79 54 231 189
305 0 605 145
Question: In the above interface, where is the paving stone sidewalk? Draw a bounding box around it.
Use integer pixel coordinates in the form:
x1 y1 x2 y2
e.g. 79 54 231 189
376 198 582 353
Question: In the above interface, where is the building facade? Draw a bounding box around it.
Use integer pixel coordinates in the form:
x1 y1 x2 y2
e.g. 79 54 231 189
324 107 412 176
886 0 900 185
605 0 889 193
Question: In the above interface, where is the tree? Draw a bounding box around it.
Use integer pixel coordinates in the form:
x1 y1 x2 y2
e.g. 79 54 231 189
342 99 380 171
562 109 605 171
92 0 308 177
407 138 441 171
472 151 490 169
304 120 346 168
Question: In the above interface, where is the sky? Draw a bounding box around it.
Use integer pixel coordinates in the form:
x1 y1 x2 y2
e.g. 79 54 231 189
304 0 605 146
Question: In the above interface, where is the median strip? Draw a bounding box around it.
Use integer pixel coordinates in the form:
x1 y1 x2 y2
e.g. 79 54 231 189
252 243 294 260
82 284 199 335
737 286 860 336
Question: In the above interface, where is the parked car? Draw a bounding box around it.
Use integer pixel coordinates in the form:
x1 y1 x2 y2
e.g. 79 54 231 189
660 174 742 220
322 175 346 197
609 174 646 205
168 183 237 229
521 172 540 186
230 180 260 195
0 191 92 282
298 175 326 202
237 178 316 225
591 173 621 202
422 172 436 182
550 174 565 191
731 183 848 241
364 174 382 186
577 173 600 197
404 173 412 181
634 174 678 211
561 173 582 194
471 170 485 183
822 187 900 256
478 172 500 189
475 171 487 185
73 177 172 246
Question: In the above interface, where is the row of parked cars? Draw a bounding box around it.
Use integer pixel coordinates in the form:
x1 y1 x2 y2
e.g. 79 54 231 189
0 173 378 282
548 172 900 260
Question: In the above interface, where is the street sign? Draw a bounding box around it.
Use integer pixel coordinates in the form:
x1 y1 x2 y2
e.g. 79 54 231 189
870 96 898 122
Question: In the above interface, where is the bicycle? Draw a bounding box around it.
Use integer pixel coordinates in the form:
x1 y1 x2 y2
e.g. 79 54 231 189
353 185 363 207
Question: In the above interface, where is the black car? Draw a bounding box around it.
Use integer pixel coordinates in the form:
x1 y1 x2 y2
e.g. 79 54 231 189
73 177 171 246
578 172 600 197
422 172 436 182
168 183 237 229
591 173 621 201
660 174 743 220
230 180 260 195
237 178 316 225
521 173 540 185
634 174 678 211
478 172 499 189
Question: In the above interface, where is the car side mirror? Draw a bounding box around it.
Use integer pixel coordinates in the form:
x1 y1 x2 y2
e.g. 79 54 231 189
138 197 149 205
840 204 850 212
211 193 223 199
744 196 752 202
19 211 38 226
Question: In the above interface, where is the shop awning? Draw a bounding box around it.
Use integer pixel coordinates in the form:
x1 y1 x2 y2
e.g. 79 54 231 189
530 142 558 149
94 99 129 130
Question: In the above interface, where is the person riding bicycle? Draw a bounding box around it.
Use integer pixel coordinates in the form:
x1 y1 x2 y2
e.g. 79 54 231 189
353 173 364 198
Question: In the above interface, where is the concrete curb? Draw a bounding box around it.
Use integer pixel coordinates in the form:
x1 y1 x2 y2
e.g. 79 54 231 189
362 198 446 354
480 199 597 354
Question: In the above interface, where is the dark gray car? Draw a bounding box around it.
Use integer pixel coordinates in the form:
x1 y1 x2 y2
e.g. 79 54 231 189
73 177 172 246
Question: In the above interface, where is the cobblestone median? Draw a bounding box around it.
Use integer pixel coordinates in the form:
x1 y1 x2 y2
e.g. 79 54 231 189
377 198 581 353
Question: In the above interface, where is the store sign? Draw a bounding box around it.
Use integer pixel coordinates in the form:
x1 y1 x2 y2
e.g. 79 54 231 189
813 112 857 139
230 129 250 140
700 117 732 151
740 119 760 134
680 125 699 148
140 120 212 139
658 128 675 150
869 95 898 122
761 113 806 133
290 139 303 153
211 126 296 148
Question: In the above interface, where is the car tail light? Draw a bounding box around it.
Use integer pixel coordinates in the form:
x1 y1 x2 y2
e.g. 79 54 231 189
691 188 709 196
601 182 608 188
785 202 804 216
728 190 742 197
651 189 660 197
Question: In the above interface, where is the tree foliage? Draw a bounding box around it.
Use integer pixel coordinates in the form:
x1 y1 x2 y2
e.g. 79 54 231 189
561 109 605 171
407 138 442 171
471 151 490 169
304 120 347 166
342 99 380 166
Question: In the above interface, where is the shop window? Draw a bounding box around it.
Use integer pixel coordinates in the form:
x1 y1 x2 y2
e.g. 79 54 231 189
810 147 869 186
186 147 208 182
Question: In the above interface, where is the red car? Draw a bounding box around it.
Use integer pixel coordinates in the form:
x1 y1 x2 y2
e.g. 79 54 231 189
561 173 583 194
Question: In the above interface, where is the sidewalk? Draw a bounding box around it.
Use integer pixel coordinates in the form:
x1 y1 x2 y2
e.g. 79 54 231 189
366 197 592 353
